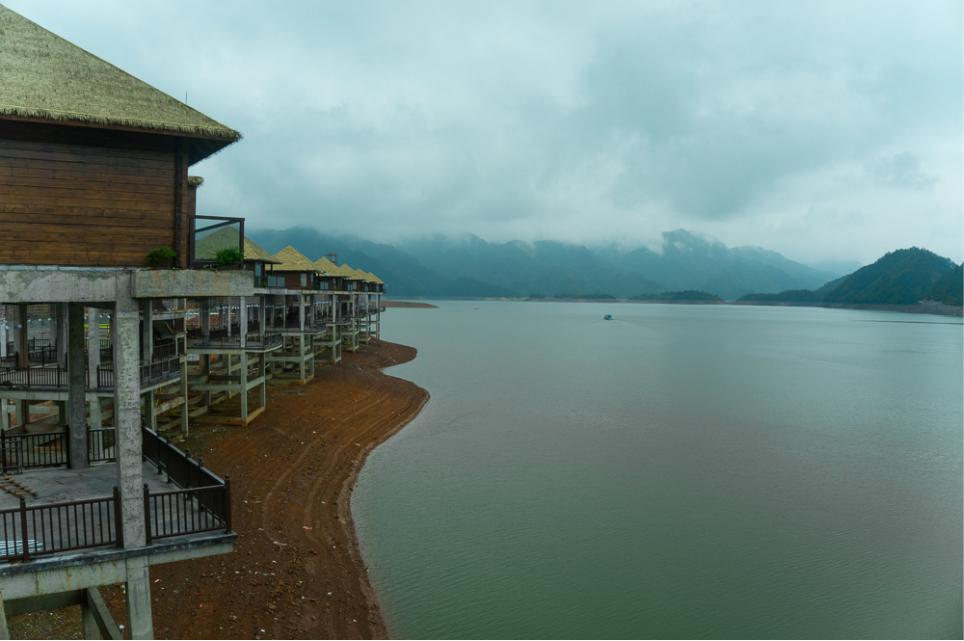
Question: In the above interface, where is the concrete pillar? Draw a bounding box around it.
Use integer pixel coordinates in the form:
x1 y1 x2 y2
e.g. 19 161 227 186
81 597 98 640
89 396 102 430
143 390 156 432
15 304 27 368
125 556 154 639
56 401 67 428
299 335 306 380
180 360 189 435
142 300 153 363
17 401 28 429
202 355 211 409
1 400 8 431
239 353 248 420
0 589 9 640
239 298 247 349
68 302 88 469
259 355 266 408
88 308 101 371
299 294 305 332
0 305 6 360
113 292 147 549
201 299 211 341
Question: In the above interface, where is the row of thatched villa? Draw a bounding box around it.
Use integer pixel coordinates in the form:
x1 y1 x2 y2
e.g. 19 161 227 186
0 5 383 638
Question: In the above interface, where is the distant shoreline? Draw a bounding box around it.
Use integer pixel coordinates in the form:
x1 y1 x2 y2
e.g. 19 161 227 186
380 301 439 308
384 297 962 316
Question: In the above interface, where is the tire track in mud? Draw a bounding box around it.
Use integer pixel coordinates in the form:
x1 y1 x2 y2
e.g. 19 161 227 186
141 341 428 640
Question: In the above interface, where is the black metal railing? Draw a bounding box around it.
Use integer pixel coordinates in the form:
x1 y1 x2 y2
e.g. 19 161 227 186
0 491 120 562
187 333 282 351
144 482 231 543
0 427 117 473
88 428 116 463
141 427 231 539
0 430 69 472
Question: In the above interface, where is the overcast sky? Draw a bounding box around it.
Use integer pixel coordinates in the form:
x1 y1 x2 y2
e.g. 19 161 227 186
9 0 962 265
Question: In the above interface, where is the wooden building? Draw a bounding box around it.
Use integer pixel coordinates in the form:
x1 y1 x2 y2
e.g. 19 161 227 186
0 5 240 269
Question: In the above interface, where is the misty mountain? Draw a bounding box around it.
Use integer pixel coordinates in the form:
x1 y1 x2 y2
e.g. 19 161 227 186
596 230 842 300
823 248 958 305
398 235 662 298
247 227 855 300
739 248 961 306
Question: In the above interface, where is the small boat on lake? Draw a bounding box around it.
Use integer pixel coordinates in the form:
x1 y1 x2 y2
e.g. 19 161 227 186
604 314 613 320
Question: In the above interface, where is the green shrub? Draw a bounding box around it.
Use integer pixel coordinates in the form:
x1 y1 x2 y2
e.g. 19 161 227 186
144 247 176 267
215 247 243 266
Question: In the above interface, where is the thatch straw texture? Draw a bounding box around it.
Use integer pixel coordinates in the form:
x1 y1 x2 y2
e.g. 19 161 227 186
367 272 384 285
0 6 239 142
314 257 339 275
272 246 319 273
194 227 278 263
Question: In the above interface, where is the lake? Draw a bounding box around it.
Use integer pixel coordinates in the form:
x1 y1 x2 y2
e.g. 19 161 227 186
352 301 963 639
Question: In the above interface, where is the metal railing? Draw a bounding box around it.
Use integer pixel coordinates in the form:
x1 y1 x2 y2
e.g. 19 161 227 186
0 427 230 563
187 333 283 351
0 430 68 472
0 360 178 390
141 427 231 539
0 491 121 562
0 427 117 473
88 428 116 463
144 482 231 543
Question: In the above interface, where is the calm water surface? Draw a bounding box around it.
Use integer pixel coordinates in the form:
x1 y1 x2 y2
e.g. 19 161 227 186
352 302 963 639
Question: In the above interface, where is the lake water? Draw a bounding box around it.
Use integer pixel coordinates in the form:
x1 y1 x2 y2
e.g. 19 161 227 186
352 302 963 639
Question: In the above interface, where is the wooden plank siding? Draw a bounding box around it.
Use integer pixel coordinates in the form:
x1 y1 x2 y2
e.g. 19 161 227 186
0 122 187 268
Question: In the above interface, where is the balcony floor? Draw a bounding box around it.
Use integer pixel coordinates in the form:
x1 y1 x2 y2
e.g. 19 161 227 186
0 461 176 509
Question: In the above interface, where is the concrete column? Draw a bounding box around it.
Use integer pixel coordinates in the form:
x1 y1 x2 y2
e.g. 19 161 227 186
201 299 211 341
56 401 67 428
89 396 102 430
299 335 306 380
67 302 88 469
225 303 231 338
1 400 8 431
15 305 27 368
143 390 156 432
142 300 153 363
125 556 154 639
113 292 147 550
88 308 101 371
259 355 266 408
202 355 211 409
239 353 248 420
17 401 28 429
299 294 305 332
81 597 98 640
239 298 247 349
0 589 9 640
0 305 6 360
180 360 189 435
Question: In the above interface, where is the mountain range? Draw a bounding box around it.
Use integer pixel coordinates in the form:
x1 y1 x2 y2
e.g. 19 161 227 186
741 248 962 306
248 227 857 300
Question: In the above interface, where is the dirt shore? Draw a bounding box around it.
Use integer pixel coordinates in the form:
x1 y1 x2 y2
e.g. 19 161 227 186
10 340 427 640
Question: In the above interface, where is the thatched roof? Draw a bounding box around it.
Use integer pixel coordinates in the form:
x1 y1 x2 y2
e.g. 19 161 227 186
0 6 240 163
367 272 384 285
272 246 318 273
352 268 372 282
194 226 279 263
333 263 358 279
313 256 339 276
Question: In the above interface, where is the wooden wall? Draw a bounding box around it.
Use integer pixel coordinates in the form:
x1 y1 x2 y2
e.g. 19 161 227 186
0 121 185 267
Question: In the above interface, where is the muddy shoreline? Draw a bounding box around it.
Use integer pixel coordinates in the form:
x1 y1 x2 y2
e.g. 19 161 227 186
7 341 429 640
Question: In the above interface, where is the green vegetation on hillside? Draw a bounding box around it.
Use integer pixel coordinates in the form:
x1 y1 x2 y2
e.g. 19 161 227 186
922 264 963 305
632 290 722 301
554 293 616 300
823 248 955 305
738 289 823 303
